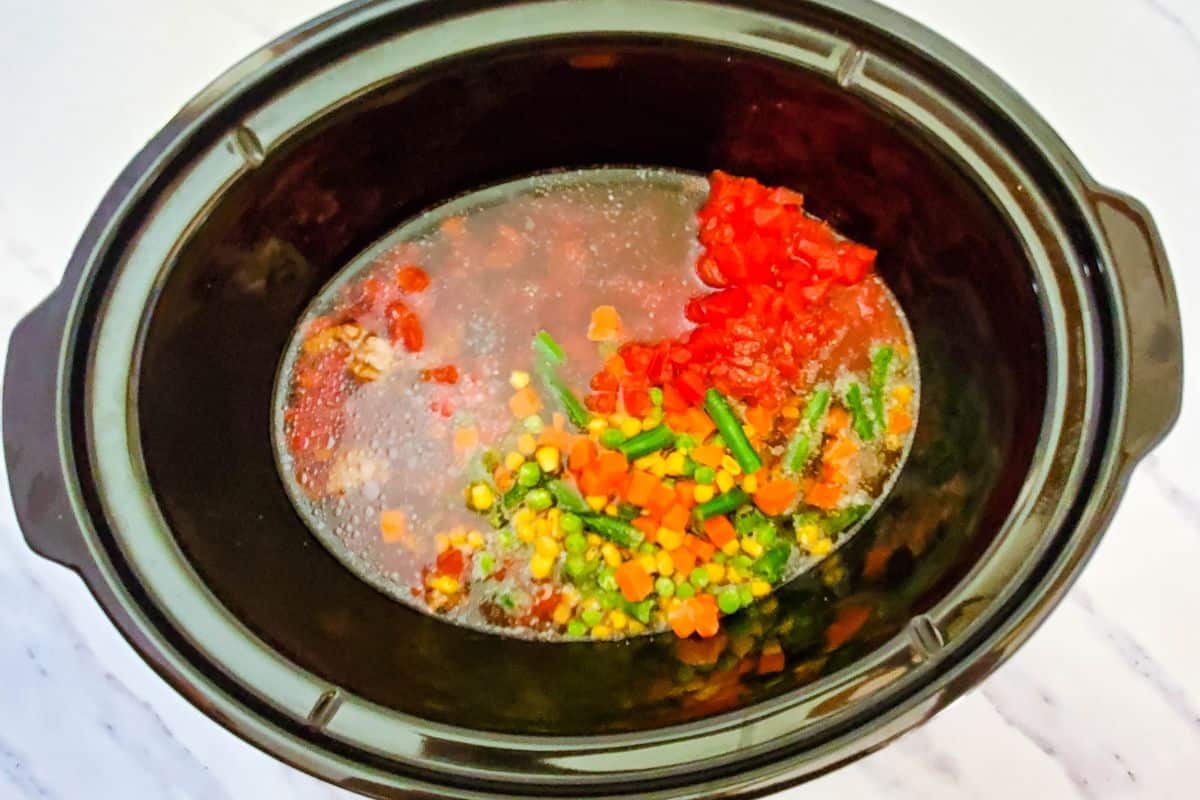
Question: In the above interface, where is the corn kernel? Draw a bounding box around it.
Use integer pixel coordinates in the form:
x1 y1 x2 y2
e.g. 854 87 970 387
534 518 550 538
781 405 800 420
811 538 834 557
587 533 602 547
591 624 612 639
530 553 555 580
716 471 735 493
627 620 646 635
605 503 620 517
469 483 494 511
885 433 902 451
517 523 536 544
586 495 608 512
609 412 629 426
513 508 534 526
656 550 675 576
620 417 643 438
517 433 538 455
449 530 467 547
509 370 531 389
535 446 561 474
649 460 668 478
536 535 561 559
642 413 662 430
638 554 658 574
742 474 759 494
601 543 622 567
721 540 741 557
742 423 757 438
435 533 450 554
664 451 687 476
552 603 572 625
504 451 525 471
750 580 772 598
721 455 743 476
467 530 484 549
706 563 726 584
430 576 459 595
609 610 628 630
585 546 600 561
797 525 820 547
892 384 914 404
634 453 659 470
741 537 764 558
657 528 684 551
693 484 715 504
587 417 609 434
726 567 742 583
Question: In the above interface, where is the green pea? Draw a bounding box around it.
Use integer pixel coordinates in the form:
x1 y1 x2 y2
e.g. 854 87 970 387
561 512 583 535
523 415 545 433
738 584 754 606
478 553 495 576
655 576 676 597
676 581 696 600
598 569 618 592
565 553 588 578
689 567 710 588
757 526 777 547
565 531 588 554
581 608 604 626
601 592 619 610
709 434 725 449
682 457 696 477
718 588 741 614
567 619 587 637
675 433 698 451
498 528 516 549
517 461 543 487
649 387 664 406
599 428 626 449
733 554 754 570
638 541 657 555
711 552 726 564
526 488 553 511
694 465 716 485
634 599 655 624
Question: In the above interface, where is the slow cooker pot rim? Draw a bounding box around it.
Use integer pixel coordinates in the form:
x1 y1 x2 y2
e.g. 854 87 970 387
2 0 1180 797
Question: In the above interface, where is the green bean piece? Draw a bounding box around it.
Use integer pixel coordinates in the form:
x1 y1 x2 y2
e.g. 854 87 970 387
753 543 792 583
503 482 530 509
694 488 752 521
531 330 591 429
547 480 588 514
633 599 655 624
617 425 675 460
532 329 566 366
649 387 664 407
870 345 894 429
599 428 626 449
580 514 645 548
825 504 871 534
784 388 831 475
703 389 763 474
846 382 875 440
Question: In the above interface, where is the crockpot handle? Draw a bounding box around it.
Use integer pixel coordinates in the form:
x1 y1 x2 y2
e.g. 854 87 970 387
3 289 88 570
1091 189 1183 461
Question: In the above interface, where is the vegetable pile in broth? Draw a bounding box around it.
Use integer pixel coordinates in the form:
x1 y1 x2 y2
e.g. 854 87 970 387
278 168 918 642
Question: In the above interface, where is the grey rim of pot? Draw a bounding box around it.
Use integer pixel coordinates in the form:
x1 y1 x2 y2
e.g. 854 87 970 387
1 1 1181 798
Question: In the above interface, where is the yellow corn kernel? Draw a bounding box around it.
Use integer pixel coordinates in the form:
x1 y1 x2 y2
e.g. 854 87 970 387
608 412 629 426
535 446 561 474
586 495 608 512
657 528 684 551
664 451 687 476
586 533 602 547
742 474 759 494
781 405 800 420
466 530 484 550
796 523 820 546
811 538 833 557
601 543 622 567
706 562 726 584
430 576 459 595
720 455 743 476
892 384 913 405
536 535 561 559
693 484 716 504
638 553 659 574
609 610 628 630
587 417 609 434
469 483 494 511
885 433 902 451
649 460 668 478
513 508 534 526
435 533 450 554
656 550 675 576
516 523 536 544
716 471 735 493
742 423 757 438
620 417 643 439
642 413 662 430
546 508 562 536
741 537 764 558
504 451 525 471
750 579 772 598
534 518 550 538
634 453 659 470
517 433 538 455
726 566 742 583
605 503 620 517
591 624 612 639
552 603 573 626
449 529 467 547
627 620 646 635
530 553 555 580
721 540 741 557
509 370 531 389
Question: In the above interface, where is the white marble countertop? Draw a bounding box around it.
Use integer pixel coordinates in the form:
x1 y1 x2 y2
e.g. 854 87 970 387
1 0 1197 797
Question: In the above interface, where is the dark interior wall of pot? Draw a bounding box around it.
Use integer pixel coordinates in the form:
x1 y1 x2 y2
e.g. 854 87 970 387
137 41 1046 734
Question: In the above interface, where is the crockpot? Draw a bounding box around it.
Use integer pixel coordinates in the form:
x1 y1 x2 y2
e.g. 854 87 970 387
3 0 1182 797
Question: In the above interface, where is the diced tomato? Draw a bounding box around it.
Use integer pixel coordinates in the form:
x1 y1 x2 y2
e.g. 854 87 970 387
436 548 465 579
419 364 459 384
396 265 431 293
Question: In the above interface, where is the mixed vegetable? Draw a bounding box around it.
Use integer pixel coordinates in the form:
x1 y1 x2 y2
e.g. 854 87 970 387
282 170 918 642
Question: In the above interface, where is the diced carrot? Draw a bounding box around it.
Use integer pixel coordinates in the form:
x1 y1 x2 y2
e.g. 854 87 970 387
674 481 697 509
379 509 407 543
595 450 629 477
603 353 627 379
552 412 566 430
825 435 858 463
494 466 513 492
646 483 678 516
508 387 541 418
690 535 716 562
578 468 608 497
453 426 478 456
661 384 690 413
539 426 572 450
692 594 720 638
669 602 697 638
691 444 725 468
824 604 870 652
626 470 660 506
632 516 659 539
662 504 690 532
676 632 728 666
686 408 716 440
569 438 597 473
804 480 842 511
754 478 799 516
703 515 737 548
671 547 697 575
826 406 850 435
587 305 624 341
665 412 691 432
615 561 654 602
756 647 786 675
888 408 913 435
745 405 774 436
